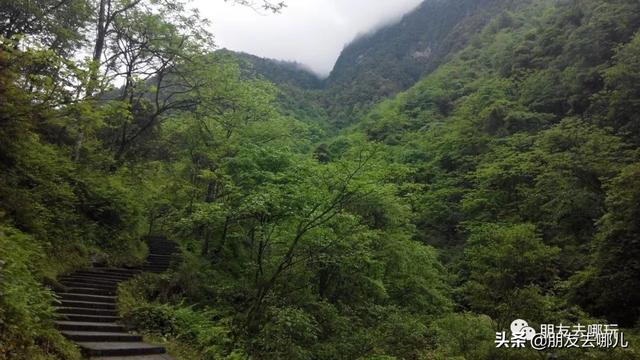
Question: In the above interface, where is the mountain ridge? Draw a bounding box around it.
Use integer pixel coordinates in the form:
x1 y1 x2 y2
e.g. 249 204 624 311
225 0 532 126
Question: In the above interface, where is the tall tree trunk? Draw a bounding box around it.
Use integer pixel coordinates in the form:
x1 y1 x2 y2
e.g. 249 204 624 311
75 0 109 161
202 226 210 257
200 180 217 256
90 0 108 94
218 216 230 253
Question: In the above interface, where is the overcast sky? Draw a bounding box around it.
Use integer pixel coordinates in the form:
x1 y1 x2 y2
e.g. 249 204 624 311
190 0 423 77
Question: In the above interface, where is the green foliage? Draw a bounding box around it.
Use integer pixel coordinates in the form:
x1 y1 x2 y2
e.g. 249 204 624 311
0 0 90 54
602 31 640 144
354 0 640 339
116 0 640 356
321 0 516 126
229 50 323 89
118 273 248 360
0 225 81 360
574 163 640 326
0 44 147 273
461 223 560 326
3 0 640 358
428 313 496 360
254 306 320 359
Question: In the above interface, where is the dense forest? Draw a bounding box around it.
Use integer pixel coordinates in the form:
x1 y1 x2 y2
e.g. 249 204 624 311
1 0 640 359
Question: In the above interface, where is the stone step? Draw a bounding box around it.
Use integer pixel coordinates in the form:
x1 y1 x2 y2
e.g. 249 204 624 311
147 254 175 258
143 265 170 270
61 330 142 342
148 243 176 247
77 342 166 357
53 238 180 360
78 267 136 274
142 264 169 269
55 320 125 332
58 313 120 323
97 268 143 276
146 258 178 263
146 236 169 241
58 293 117 304
147 248 177 253
56 306 118 317
91 354 175 360
73 271 133 280
59 281 120 290
144 261 170 265
145 263 171 267
119 266 144 271
64 287 116 296
59 300 116 310
60 277 120 286
60 281 117 292
60 276 121 286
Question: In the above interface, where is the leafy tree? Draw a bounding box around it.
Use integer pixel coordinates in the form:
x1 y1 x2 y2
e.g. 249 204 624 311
0 0 90 53
429 312 496 360
460 223 560 328
0 226 81 360
600 31 640 145
576 164 640 327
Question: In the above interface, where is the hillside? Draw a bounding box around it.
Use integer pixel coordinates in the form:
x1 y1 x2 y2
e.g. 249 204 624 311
224 50 323 89
233 0 533 126
323 0 501 124
219 50 331 129
351 0 640 328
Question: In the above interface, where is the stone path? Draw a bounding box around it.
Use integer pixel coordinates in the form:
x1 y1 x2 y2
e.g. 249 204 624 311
54 237 180 359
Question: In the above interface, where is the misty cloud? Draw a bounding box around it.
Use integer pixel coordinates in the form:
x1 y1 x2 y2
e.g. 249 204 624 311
191 0 423 77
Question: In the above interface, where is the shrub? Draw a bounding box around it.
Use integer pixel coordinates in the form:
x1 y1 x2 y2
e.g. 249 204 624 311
118 274 245 359
0 225 81 360
253 306 320 360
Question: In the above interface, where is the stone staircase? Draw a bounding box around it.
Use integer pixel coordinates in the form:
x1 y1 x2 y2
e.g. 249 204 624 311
54 237 180 359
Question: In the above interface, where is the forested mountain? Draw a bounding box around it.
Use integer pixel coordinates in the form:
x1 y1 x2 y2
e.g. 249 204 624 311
221 49 330 128
324 0 509 124
225 50 323 89
351 0 640 329
232 0 533 126
2 0 640 360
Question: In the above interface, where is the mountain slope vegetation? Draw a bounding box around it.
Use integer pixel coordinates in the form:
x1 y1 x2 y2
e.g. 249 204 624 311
324 0 509 124
2 0 640 359
235 0 537 127
353 0 640 328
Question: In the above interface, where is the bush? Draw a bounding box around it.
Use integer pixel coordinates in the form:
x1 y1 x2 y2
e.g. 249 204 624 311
428 312 496 360
254 306 320 360
123 303 177 335
118 274 245 360
0 225 81 360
